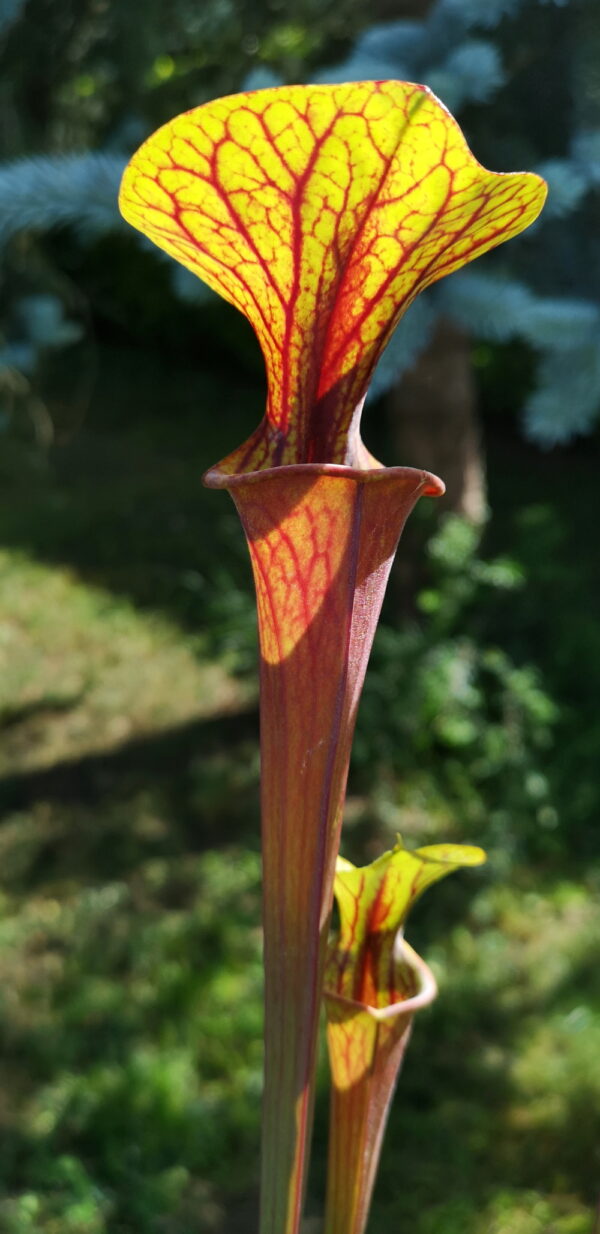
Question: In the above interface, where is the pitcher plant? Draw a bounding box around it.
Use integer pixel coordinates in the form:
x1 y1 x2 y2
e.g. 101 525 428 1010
323 842 486 1234
119 80 546 1234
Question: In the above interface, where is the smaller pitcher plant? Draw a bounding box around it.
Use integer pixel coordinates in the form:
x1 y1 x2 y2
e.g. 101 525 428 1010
119 80 545 1233
324 842 486 1234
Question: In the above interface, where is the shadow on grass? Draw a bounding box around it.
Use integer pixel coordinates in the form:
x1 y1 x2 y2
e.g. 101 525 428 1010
0 703 262 902
0 346 263 647
0 704 259 818
0 696 86 731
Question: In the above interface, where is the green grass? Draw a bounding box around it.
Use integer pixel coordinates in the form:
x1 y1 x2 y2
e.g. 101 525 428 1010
0 346 598 1232
0 549 248 777
0 847 264 1233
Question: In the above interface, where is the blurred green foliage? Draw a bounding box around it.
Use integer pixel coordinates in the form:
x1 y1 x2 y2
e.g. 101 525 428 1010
356 515 558 864
0 0 365 150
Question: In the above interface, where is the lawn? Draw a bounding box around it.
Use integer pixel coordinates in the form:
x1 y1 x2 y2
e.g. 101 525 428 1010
0 344 598 1233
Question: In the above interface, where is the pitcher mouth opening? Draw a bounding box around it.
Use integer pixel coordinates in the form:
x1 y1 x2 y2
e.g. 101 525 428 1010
324 939 438 1024
203 460 446 499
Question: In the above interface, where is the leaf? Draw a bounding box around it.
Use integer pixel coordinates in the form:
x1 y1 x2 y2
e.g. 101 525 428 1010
119 81 546 470
328 841 485 1008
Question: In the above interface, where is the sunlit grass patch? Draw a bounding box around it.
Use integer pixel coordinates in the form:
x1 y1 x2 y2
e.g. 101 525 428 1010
0 548 249 777
417 1191 593 1234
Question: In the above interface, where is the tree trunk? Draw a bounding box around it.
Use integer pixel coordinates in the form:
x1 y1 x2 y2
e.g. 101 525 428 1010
387 320 486 611
388 320 486 523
